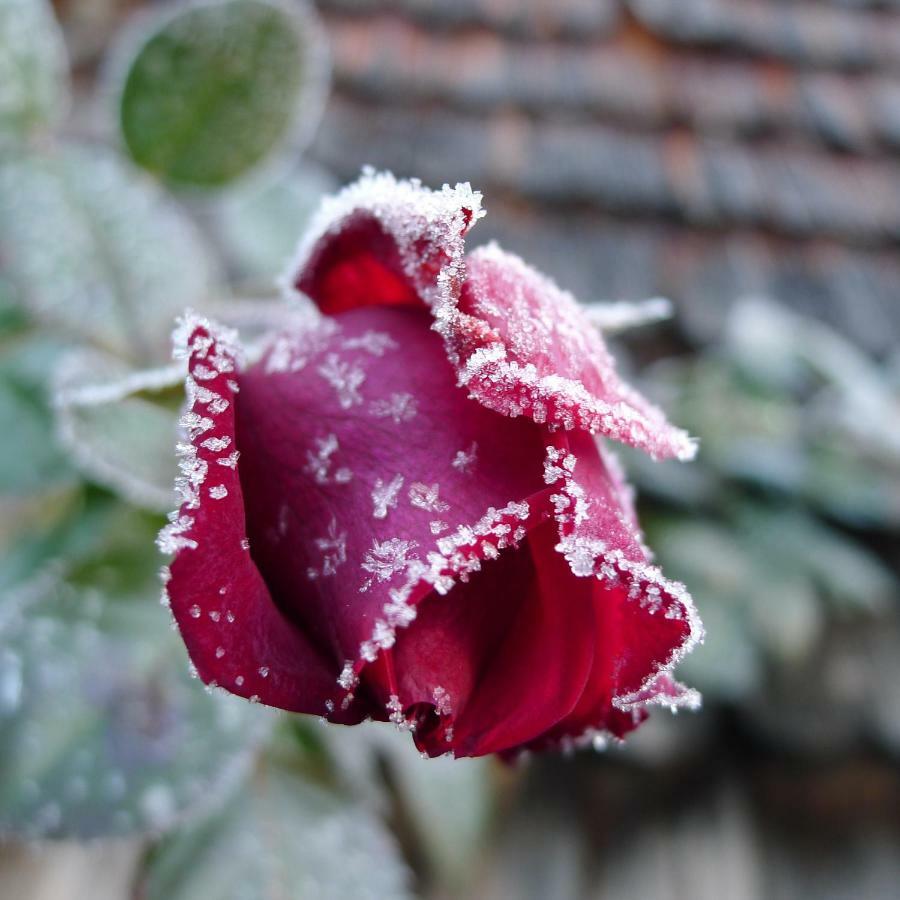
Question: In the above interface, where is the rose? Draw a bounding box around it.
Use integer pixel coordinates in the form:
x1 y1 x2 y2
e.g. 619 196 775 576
159 171 703 759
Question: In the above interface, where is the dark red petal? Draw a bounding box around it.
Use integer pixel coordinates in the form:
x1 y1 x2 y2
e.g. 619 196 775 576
160 316 364 722
395 517 595 758
519 430 702 752
286 170 482 315
235 305 552 718
440 244 696 461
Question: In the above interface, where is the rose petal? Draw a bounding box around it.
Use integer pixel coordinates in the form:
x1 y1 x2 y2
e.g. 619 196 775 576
521 429 703 750
383 516 595 757
234 305 554 718
160 315 364 721
287 171 692 461
441 243 697 461
286 168 482 314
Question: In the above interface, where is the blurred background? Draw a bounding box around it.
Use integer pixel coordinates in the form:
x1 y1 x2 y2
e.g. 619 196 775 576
1 0 899 897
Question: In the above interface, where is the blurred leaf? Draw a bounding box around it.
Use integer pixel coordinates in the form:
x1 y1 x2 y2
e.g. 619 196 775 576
54 349 181 511
0 513 271 840
142 752 413 900
216 162 336 280
0 0 69 140
648 519 765 700
0 336 72 497
324 721 494 887
117 0 327 189
0 145 220 363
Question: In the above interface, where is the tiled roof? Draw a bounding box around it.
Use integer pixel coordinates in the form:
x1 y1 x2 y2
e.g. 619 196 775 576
311 0 900 353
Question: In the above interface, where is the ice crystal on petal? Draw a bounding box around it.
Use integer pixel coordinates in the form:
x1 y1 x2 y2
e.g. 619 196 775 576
451 442 478 474
304 434 353 485
371 474 404 519
369 392 418 424
342 331 398 356
360 538 419 592
409 482 449 514
338 660 359 691
387 694 415 732
208 484 228 500
317 353 365 409
307 519 347 580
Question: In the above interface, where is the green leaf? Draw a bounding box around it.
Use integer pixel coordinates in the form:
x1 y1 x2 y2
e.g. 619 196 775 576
0 145 220 363
53 349 181 511
0 0 69 140
216 162 337 280
0 514 271 839
0 336 72 497
142 754 413 900
117 0 327 189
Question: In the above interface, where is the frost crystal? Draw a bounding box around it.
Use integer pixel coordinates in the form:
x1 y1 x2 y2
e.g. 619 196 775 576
317 353 365 409
307 519 347 580
342 331 398 356
369 392 418 424
360 538 419 592
304 434 353 485
371 474 404 519
451 442 478 474
409 482 449 514
387 694 415 732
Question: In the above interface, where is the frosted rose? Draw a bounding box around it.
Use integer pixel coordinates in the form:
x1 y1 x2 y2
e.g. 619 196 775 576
159 171 703 758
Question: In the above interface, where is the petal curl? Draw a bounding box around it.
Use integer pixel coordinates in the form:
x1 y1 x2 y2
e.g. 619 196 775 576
441 244 697 461
159 315 363 721
285 168 482 314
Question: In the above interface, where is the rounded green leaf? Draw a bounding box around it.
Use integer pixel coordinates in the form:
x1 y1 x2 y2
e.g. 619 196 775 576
117 0 327 188
0 146 220 362
0 0 69 140
142 756 413 900
0 516 271 839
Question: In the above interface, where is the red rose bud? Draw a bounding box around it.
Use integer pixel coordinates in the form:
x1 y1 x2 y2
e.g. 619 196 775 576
159 171 703 759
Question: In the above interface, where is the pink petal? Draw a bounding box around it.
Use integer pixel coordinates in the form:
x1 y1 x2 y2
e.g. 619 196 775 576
286 169 482 314
234 305 555 720
160 316 364 722
442 244 697 461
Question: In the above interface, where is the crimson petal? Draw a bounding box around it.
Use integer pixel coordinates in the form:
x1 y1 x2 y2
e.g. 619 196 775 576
286 169 482 315
234 305 561 724
160 316 363 721
521 429 702 751
442 244 697 461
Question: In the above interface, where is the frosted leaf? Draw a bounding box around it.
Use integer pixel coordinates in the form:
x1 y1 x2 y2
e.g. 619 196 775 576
141 756 413 900
369 392 418 424
582 298 672 334
0 148 220 362
371 474 404 520
114 0 329 188
0 0 69 138
53 348 180 512
0 575 269 840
